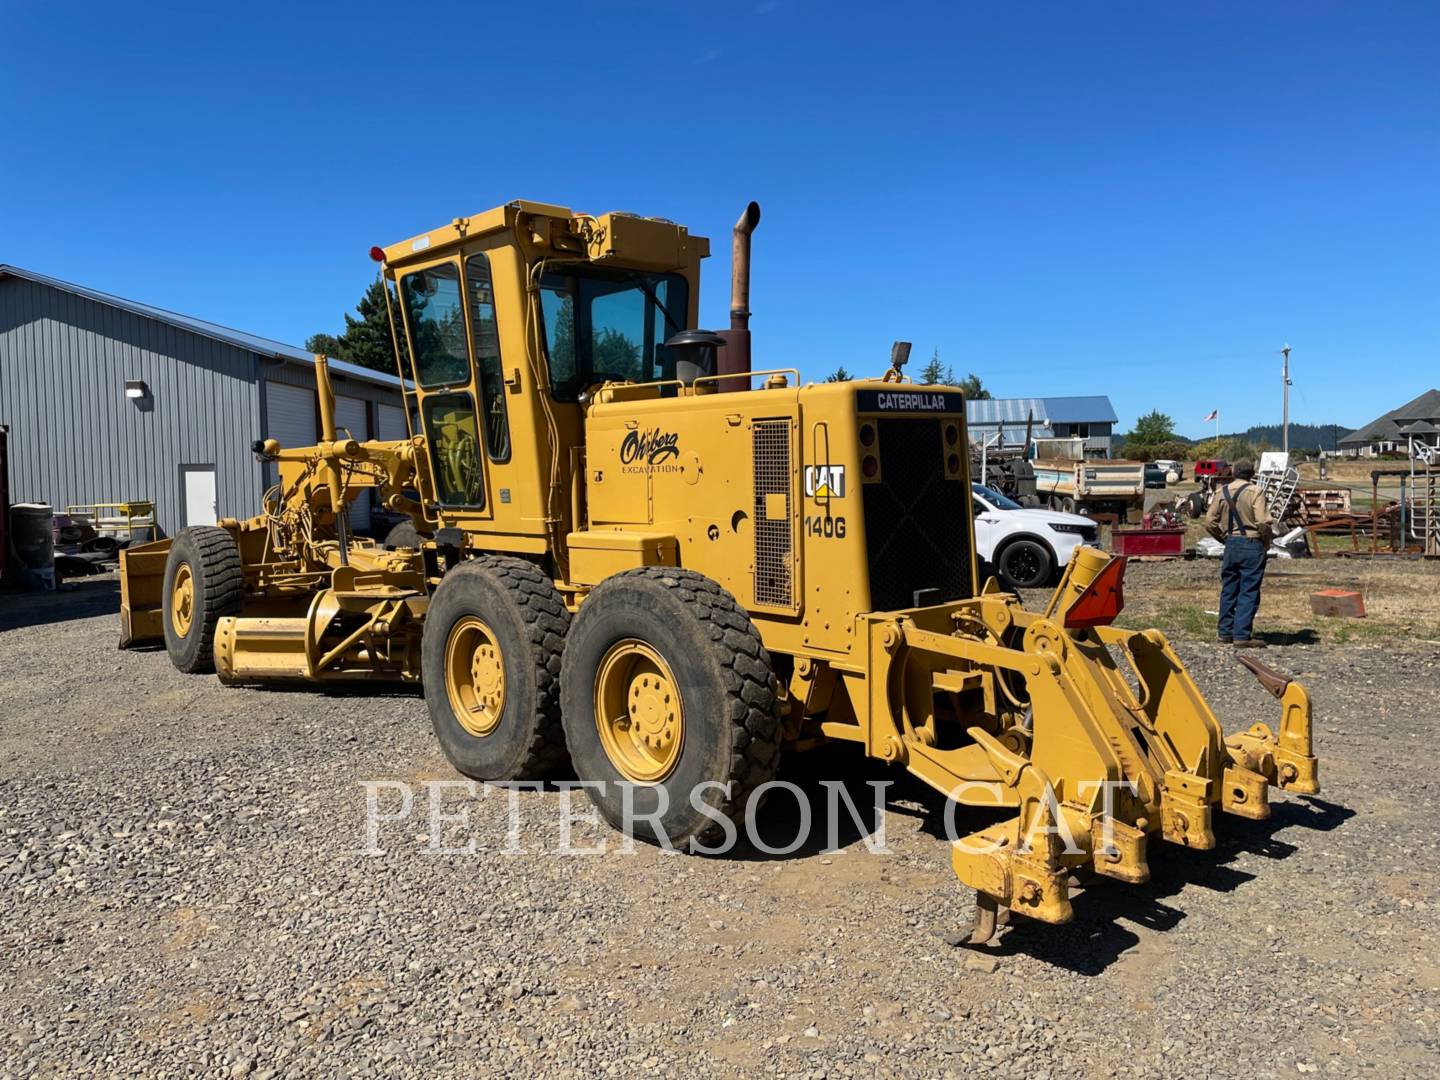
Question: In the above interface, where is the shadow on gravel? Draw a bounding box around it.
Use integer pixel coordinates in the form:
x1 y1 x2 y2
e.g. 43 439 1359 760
705 749 1358 974
987 795 1355 975
0 577 119 631
743 753 1358 970
1257 627 1321 646
226 680 425 698
730 744 910 858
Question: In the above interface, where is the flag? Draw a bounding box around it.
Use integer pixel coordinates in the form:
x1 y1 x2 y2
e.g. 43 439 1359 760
1202 409 1218 422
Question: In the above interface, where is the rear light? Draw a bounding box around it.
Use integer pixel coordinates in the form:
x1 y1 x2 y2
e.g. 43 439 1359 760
369 245 386 263
1064 555 1127 629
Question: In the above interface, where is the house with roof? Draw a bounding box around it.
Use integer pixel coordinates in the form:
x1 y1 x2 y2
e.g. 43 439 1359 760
965 395 1121 457
1337 389 1440 458
0 265 406 538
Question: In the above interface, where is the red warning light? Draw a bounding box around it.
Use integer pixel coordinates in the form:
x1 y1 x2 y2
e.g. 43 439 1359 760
369 246 386 263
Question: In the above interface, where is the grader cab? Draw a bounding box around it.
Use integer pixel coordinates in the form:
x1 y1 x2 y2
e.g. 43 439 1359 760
119 198 1318 940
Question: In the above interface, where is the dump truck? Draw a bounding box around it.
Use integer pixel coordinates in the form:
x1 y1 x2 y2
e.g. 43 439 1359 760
119 199 1318 941
1030 437 1147 519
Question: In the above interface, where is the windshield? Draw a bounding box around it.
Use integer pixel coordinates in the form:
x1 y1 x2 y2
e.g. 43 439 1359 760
972 484 1022 511
539 267 689 401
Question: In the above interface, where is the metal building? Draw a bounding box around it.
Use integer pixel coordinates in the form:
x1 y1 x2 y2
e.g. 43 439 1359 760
966 396 1120 457
0 265 406 538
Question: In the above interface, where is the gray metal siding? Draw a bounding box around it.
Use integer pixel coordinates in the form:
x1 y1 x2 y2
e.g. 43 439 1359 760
0 277 264 537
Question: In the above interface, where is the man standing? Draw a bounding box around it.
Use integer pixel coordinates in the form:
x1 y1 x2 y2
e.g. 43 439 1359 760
1204 459 1274 647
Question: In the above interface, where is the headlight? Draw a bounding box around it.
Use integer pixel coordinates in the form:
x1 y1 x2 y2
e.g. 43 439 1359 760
1050 523 1091 535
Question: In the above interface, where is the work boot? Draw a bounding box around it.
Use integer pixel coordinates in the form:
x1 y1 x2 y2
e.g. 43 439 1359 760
1232 639 1267 649
1217 636 1232 644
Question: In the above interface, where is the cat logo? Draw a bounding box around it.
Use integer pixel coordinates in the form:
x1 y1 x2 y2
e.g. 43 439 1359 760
803 465 847 499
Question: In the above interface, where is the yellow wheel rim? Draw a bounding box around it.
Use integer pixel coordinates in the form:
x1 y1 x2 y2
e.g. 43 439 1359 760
444 616 506 737
594 639 684 783
171 563 195 637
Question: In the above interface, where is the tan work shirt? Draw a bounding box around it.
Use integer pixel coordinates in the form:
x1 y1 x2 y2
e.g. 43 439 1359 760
1205 479 1274 545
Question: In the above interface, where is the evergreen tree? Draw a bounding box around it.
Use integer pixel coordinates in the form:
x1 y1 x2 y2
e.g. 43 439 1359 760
304 276 403 375
919 348 948 385
954 372 990 399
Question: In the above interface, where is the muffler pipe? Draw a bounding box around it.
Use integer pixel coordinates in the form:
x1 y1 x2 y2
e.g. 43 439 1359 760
718 201 760 390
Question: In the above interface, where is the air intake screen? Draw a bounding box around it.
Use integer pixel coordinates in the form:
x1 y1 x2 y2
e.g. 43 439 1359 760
752 420 793 607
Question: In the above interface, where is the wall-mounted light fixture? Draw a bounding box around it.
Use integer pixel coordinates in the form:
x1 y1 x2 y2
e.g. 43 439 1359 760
125 380 148 400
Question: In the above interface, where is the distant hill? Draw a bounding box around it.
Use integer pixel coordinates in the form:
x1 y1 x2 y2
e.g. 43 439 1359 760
1115 422 1350 455
1225 423 1351 451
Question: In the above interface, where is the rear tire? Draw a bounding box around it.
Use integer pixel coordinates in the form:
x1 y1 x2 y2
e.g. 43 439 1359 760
421 557 570 780
997 539 1054 590
162 527 244 673
1061 496 1076 514
560 568 781 850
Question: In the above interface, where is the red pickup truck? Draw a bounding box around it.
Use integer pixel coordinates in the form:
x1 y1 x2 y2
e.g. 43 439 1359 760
1194 459 1232 483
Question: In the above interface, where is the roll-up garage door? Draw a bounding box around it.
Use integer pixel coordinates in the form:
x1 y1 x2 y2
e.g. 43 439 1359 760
334 396 371 530
264 382 317 490
376 403 408 443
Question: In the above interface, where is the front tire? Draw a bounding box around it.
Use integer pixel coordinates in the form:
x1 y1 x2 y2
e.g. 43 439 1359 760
421 557 570 780
997 539 1054 590
162 527 243 673
560 568 781 849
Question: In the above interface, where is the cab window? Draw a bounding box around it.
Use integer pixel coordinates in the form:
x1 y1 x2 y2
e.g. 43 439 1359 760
422 392 485 508
465 254 510 462
400 263 469 388
538 268 688 401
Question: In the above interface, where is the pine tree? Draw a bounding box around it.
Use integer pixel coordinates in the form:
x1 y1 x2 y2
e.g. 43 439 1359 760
305 276 403 375
954 372 990 399
919 348 946 385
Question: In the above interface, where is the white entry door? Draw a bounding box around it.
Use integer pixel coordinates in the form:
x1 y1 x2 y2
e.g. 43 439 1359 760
182 466 218 527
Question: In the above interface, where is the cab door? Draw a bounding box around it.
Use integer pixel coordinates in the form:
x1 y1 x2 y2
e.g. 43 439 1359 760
397 260 489 512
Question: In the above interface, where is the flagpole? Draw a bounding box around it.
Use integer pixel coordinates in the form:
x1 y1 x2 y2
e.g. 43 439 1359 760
1215 409 1220 445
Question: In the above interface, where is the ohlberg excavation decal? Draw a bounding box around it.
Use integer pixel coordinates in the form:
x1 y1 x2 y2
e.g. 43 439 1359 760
620 428 682 474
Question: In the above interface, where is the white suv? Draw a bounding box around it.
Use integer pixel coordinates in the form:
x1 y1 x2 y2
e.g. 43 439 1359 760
971 483 1101 589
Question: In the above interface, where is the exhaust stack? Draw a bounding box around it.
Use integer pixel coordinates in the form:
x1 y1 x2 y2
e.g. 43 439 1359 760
717 201 760 389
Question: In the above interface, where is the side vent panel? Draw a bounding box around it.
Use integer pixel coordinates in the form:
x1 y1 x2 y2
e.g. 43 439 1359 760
752 419 793 608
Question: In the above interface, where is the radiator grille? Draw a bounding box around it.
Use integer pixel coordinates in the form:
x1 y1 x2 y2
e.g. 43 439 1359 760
752 420 793 607
861 419 972 610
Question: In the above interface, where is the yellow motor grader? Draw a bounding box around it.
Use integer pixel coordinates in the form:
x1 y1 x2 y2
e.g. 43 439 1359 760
119 198 1318 940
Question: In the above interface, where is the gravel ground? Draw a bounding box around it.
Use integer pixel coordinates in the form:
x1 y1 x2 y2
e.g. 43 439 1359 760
2 575 1438 1078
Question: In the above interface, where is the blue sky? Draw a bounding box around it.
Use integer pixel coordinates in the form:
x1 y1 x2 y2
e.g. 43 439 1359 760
2 1 1435 439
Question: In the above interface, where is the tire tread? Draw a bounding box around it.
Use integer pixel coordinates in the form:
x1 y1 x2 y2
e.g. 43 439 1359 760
570 567 781 844
167 526 244 673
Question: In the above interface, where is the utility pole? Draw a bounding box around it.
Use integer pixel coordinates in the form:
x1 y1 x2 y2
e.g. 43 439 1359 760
1281 344 1292 456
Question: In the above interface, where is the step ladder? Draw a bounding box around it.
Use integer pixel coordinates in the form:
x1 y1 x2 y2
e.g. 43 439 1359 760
1258 467 1300 523
1411 461 1439 556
